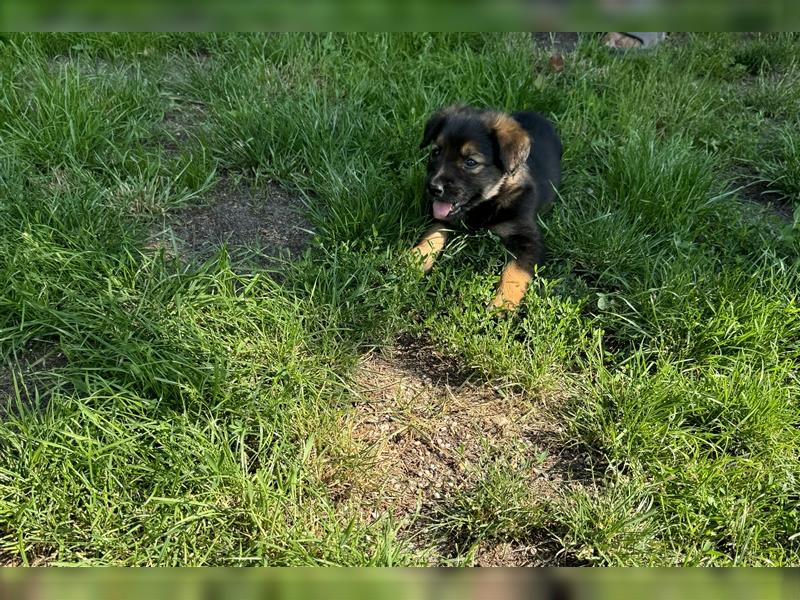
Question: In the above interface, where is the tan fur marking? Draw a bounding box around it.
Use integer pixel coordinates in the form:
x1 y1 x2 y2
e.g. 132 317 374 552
491 221 516 238
489 112 532 174
491 260 532 310
483 174 506 201
411 223 450 273
460 142 480 157
492 114 519 139
483 163 529 205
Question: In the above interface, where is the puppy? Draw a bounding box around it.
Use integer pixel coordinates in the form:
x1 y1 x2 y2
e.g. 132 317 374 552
411 105 562 309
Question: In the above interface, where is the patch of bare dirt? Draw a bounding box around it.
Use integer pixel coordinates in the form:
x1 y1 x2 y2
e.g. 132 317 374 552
0 548 54 567
147 177 313 268
1 343 67 417
473 540 567 567
737 178 796 222
344 336 595 563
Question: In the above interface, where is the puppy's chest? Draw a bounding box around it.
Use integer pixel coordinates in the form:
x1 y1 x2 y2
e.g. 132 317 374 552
459 197 530 232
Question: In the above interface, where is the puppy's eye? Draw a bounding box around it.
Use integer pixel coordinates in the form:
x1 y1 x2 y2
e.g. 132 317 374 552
464 158 478 168
431 147 441 157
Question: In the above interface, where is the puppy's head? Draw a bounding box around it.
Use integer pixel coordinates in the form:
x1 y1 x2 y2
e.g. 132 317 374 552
420 105 530 222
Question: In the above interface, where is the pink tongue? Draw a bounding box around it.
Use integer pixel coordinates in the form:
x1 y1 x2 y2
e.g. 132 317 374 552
432 201 453 220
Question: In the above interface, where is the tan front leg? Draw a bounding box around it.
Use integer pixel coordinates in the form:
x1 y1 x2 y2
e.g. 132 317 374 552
490 260 532 310
411 223 450 273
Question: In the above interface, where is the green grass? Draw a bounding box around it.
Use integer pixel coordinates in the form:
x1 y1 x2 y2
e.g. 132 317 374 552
1 32 799 566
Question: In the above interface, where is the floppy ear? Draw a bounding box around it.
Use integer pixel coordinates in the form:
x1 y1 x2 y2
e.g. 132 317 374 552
491 114 531 173
419 108 451 149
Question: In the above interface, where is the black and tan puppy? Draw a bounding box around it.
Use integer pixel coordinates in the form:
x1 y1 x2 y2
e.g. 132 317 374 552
411 105 562 309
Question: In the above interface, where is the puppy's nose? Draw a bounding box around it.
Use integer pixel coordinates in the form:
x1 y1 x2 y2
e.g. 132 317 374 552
427 182 445 198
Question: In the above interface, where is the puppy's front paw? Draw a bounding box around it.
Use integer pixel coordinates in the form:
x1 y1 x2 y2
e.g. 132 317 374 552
409 246 434 274
488 293 518 313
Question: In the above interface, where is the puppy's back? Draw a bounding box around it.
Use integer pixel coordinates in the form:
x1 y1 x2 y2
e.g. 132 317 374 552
511 111 562 209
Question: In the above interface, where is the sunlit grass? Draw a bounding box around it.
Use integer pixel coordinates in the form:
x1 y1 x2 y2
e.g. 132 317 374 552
0 32 798 566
